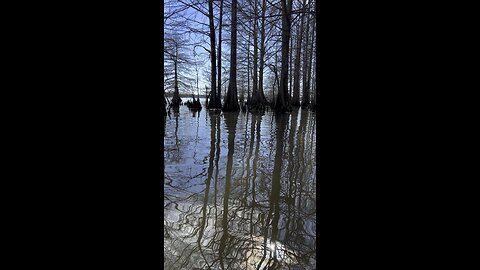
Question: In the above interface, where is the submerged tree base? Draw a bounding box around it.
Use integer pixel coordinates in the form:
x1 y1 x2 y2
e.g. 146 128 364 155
247 105 266 114
207 100 222 110
222 95 239 112
274 104 292 113
186 95 202 109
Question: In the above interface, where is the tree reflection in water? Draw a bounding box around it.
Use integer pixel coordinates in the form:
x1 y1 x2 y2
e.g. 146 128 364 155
164 105 316 269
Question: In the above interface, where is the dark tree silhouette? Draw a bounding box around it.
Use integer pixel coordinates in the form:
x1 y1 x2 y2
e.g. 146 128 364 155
248 0 268 110
207 0 222 109
275 0 293 112
291 0 306 107
217 0 224 108
223 0 240 111
164 0 316 112
302 1 315 108
257 0 269 107
164 33 194 107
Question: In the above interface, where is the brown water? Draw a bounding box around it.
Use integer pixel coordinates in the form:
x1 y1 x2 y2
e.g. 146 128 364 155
164 100 316 269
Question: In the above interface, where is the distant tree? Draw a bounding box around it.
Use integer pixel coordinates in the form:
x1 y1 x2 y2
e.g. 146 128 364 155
162 70 167 116
164 32 195 107
268 50 280 105
247 0 268 110
173 0 221 109
164 1 199 107
257 0 269 107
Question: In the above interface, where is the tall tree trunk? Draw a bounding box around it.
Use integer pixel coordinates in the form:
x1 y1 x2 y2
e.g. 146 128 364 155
273 52 280 105
292 0 306 106
271 78 275 104
223 0 239 111
207 0 219 109
302 5 313 108
162 81 166 117
247 22 251 104
310 9 316 111
275 0 293 112
257 0 268 106
310 20 316 110
289 32 294 99
172 45 181 107
195 62 200 100
312 75 316 110
205 85 209 106
217 0 223 105
163 67 167 116
251 1 260 108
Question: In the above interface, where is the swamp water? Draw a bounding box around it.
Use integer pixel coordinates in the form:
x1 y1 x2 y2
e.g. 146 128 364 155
164 100 316 269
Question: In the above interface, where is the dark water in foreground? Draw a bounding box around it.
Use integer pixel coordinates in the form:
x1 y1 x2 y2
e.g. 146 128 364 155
164 100 316 270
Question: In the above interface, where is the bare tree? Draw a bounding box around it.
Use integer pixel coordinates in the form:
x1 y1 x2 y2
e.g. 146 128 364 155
207 0 222 109
164 32 195 107
275 0 293 112
308 5 316 111
223 0 240 111
217 0 224 107
164 0 315 112
292 0 306 107
247 0 269 110
251 0 259 107
247 21 251 103
289 29 294 99
302 1 314 108
257 0 269 105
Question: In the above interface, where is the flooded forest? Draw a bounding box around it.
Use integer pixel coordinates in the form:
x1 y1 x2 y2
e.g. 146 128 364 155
164 0 316 269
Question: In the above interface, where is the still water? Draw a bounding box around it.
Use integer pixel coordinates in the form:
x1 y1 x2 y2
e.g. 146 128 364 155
164 100 316 270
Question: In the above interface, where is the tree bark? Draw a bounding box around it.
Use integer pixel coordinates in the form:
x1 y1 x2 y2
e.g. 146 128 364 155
292 0 306 107
273 52 279 105
301 4 312 108
207 0 220 109
289 31 293 99
310 7 316 111
275 0 293 112
310 17 316 110
223 0 239 111
247 22 251 104
172 44 181 107
217 0 223 105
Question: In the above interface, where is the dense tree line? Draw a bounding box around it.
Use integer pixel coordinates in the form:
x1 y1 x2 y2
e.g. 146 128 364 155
164 0 316 113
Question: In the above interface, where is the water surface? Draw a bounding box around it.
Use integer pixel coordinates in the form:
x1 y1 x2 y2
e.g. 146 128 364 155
164 100 316 269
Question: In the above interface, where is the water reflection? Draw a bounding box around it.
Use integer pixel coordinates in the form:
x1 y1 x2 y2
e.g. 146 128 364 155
164 103 316 269
190 108 202 118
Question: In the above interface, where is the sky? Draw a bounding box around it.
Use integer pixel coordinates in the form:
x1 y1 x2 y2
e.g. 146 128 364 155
163 1 273 100
164 3 224 97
